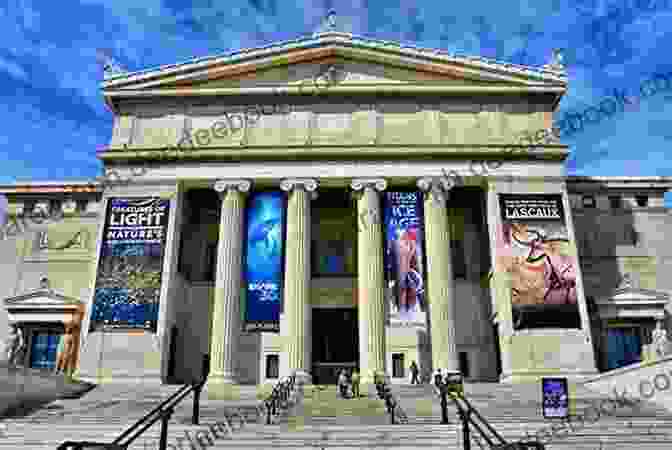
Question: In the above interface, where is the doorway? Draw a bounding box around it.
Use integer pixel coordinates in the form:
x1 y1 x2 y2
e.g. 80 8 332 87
606 326 643 370
29 328 62 370
311 308 359 384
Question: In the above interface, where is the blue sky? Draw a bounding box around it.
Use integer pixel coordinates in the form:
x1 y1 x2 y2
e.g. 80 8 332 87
1 0 671 203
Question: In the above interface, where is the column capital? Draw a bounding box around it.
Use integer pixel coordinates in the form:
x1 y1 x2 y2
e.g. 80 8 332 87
350 178 387 192
417 177 453 205
280 178 318 192
280 178 318 200
213 179 252 195
416 176 455 193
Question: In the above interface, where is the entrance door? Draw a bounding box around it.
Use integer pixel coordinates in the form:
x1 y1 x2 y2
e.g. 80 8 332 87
606 327 642 370
312 308 358 384
30 330 61 370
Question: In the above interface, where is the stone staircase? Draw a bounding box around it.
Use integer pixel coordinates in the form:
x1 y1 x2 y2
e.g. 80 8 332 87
1 381 672 449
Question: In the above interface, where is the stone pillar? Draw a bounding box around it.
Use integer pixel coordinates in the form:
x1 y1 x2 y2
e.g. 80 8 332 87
351 178 387 385
207 179 251 399
417 177 460 373
280 178 318 384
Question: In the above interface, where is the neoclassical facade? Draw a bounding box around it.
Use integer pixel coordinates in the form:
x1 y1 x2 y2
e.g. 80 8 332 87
2 31 672 394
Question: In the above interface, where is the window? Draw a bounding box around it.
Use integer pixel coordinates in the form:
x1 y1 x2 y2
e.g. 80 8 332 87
76 199 88 213
311 210 356 277
635 195 649 207
265 354 279 379
312 239 349 276
459 352 470 378
609 196 622 209
49 199 61 215
392 353 405 378
582 195 596 208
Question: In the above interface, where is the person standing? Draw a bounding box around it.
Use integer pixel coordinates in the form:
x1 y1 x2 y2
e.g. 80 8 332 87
55 322 76 377
433 369 450 424
409 361 419 385
5 325 24 367
337 369 348 399
351 369 360 398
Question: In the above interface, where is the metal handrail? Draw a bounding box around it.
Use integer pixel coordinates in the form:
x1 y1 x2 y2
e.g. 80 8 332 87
262 374 297 425
56 354 210 450
374 376 405 425
116 380 206 447
441 390 545 450
114 384 191 443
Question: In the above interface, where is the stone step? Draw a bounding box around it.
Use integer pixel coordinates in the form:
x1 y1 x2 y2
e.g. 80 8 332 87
6 381 672 449
3 421 672 449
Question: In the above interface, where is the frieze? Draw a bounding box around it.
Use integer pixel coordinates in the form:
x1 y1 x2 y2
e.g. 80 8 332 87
119 100 548 151
37 230 87 251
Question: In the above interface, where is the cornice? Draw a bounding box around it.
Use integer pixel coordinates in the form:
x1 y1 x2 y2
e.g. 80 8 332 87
103 85 567 99
97 145 570 163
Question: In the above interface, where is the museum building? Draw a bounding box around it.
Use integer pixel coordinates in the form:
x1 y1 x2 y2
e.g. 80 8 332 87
2 29 672 394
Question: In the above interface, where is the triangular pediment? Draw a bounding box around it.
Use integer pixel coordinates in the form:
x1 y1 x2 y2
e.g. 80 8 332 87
4 288 82 308
102 32 566 96
597 286 670 304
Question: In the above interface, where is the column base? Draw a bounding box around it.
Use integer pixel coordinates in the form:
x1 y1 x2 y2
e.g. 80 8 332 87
205 373 241 400
359 369 387 399
292 370 312 386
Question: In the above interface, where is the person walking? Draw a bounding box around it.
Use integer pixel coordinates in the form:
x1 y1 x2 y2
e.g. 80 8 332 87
433 369 450 424
409 361 419 385
351 369 360 398
337 369 348 399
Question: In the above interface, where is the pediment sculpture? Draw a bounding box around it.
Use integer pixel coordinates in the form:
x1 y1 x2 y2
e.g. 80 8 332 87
4 324 26 367
652 320 671 359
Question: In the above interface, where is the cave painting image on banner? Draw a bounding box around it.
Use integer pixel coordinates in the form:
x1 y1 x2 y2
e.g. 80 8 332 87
244 191 286 332
497 194 581 330
90 198 170 332
383 192 427 324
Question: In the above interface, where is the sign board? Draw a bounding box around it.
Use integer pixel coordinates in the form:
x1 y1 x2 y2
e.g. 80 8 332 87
542 377 569 419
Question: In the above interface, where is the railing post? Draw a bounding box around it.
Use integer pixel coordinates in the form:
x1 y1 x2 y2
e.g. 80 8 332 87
440 390 449 425
388 397 396 425
461 409 471 450
192 382 203 425
265 399 273 424
158 408 173 450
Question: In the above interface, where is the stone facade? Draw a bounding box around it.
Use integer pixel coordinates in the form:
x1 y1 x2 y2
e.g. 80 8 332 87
1 31 671 388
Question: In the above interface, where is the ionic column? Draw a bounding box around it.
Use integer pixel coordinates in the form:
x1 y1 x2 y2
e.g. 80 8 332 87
280 178 318 384
417 177 460 372
207 179 251 398
351 178 387 384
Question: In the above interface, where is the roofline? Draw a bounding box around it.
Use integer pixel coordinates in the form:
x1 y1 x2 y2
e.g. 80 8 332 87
103 85 568 99
0 181 103 194
101 31 567 90
565 176 672 190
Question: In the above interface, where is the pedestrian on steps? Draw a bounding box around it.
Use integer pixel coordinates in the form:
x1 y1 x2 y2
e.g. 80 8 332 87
409 361 419 385
338 369 349 399
351 369 360 398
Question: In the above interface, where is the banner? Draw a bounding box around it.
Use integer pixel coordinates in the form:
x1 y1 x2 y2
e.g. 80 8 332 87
244 191 286 332
542 377 569 419
498 194 581 329
89 198 170 331
383 191 427 324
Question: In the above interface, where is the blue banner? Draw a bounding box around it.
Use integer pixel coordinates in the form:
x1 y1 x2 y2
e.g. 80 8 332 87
89 197 170 332
542 377 569 419
383 192 427 324
244 191 286 332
